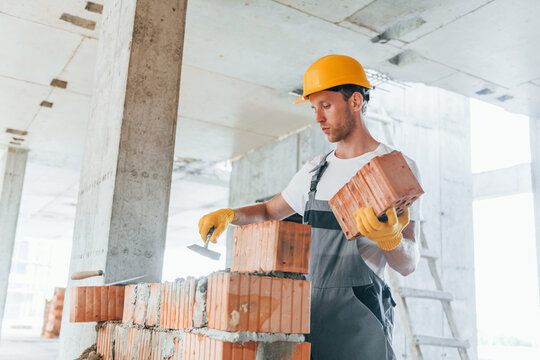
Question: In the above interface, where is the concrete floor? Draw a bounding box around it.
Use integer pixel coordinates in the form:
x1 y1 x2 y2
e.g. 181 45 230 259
0 333 58 360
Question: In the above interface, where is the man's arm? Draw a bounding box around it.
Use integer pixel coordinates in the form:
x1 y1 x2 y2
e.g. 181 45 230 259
232 194 295 225
383 220 419 276
198 194 295 243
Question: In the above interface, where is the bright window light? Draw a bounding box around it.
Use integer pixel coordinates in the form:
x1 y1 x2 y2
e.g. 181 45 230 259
473 194 540 359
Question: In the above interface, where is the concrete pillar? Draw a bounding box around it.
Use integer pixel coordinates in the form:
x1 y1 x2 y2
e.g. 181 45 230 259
530 117 540 301
0 146 28 339
57 0 187 358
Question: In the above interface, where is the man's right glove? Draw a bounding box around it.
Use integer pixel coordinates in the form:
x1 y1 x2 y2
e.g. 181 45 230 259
198 208 236 244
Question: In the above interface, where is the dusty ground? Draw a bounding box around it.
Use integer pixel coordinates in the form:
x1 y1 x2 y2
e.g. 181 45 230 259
0 333 58 360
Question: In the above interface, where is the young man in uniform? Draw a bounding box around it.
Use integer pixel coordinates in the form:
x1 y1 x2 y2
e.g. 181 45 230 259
198 55 422 359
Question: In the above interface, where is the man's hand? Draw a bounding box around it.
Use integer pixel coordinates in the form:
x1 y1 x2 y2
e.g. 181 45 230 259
354 207 410 251
198 208 236 243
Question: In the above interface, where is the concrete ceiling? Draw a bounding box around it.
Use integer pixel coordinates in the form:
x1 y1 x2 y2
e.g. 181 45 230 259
1 0 539 275
2 0 539 164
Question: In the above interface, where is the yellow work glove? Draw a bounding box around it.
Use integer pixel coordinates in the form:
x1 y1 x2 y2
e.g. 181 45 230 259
354 207 409 251
198 208 236 244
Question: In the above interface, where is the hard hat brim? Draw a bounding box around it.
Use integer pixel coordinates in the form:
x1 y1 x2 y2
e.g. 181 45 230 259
294 95 308 104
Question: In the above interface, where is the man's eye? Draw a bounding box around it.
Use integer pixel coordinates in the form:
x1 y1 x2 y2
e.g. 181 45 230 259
323 104 331 109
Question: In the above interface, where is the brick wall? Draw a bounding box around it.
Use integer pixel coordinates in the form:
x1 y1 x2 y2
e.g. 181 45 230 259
71 220 312 359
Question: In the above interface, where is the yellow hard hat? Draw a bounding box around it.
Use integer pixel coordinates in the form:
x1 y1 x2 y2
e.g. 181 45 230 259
294 55 372 104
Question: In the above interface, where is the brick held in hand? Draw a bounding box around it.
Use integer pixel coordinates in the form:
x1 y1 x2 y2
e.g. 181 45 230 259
329 151 424 240
232 220 311 274
206 272 310 334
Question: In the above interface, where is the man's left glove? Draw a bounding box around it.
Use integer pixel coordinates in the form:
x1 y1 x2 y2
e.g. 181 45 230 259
198 208 236 244
354 207 409 251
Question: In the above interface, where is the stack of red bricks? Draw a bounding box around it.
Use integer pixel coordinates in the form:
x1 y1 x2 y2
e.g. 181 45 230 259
42 287 65 338
71 220 312 359
329 151 424 240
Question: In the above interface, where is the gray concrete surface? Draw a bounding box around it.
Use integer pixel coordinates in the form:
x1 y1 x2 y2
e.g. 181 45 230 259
0 147 28 340
473 163 532 200
57 0 188 359
228 82 477 360
530 116 540 302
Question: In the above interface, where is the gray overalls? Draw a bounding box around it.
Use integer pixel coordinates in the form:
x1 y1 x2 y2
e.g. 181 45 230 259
304 151 396 360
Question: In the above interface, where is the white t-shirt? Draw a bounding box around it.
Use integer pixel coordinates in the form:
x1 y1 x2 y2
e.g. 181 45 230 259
281 143 423 276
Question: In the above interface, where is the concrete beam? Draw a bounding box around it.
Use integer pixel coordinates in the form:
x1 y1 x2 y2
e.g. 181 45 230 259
530 117 540 303
0 146 28 339
472 163 532 200
57 0 188 358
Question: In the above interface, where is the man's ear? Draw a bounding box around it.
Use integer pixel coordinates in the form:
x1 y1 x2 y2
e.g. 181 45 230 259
349 91 364 112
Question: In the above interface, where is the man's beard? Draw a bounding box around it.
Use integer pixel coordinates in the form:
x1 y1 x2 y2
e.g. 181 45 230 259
327 107 356 143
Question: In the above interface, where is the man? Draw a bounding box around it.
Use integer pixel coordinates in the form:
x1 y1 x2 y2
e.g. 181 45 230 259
198 55 421 359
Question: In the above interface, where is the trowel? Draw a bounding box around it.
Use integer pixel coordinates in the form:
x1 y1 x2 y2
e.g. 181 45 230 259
71 270 147 285
187 226 221 260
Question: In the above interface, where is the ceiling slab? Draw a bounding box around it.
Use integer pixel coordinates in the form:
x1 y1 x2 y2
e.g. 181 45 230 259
24 88 91 164
178 65 312 138
503 82 540 118
408 0 540 89
345 0 492 43
429 71 505 102
375 52 455 84
60 37 97 96
0 12 83 86
0 0 101 39
273 0 373 23
0 76 49 146
182 0 398 94
174 116 275 163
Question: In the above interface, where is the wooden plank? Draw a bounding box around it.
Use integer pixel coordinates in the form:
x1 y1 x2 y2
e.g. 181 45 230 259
414 335 469 349
398 287 453 301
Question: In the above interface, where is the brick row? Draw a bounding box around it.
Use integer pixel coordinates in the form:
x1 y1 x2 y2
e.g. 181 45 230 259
207 272 310 334
97 323 182 360
232 221 311 274
70 286 125 322
329 151 424 240
182 333 310 360
160 278 198 330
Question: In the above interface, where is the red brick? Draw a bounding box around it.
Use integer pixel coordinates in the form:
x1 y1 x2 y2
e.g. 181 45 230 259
207 272 310 334
146 283 161 326
69 286 125 322
97 323 117 360
182 333 310 360
232 221 311 274
133 285 149 325
108 324 182 360
329 151 424 240
159 279 197 330
122 286 135 323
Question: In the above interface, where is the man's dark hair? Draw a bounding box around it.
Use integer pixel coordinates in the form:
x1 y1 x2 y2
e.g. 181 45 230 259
326 84 370 103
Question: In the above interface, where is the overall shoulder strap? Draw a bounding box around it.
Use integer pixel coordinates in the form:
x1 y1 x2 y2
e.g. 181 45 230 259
309 150 333 193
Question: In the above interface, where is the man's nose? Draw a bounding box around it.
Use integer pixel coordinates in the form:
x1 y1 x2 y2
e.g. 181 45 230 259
315 109 325 123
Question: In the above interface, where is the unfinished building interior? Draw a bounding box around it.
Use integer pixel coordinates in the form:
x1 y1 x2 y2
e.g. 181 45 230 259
0 0 539 359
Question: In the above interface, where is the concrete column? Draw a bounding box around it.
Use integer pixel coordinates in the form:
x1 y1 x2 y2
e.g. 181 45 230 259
530 116 540 301
0 146 28 339
57 0 187 358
